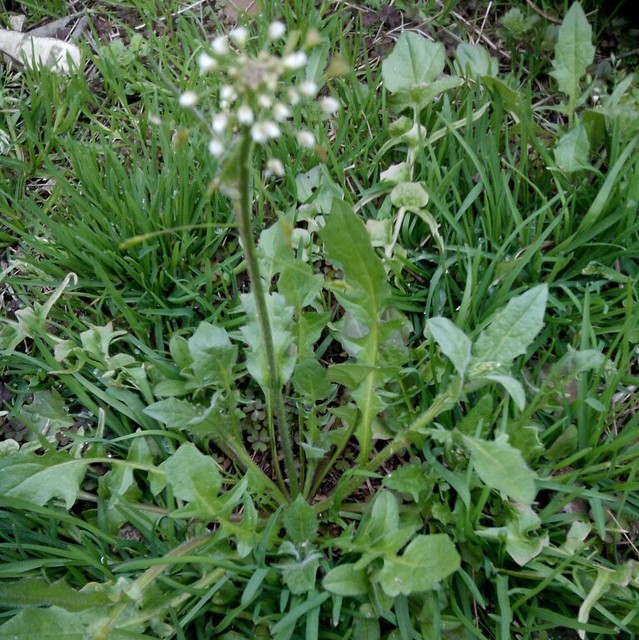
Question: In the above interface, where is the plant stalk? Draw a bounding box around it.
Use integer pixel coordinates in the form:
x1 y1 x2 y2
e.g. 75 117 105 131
234 129 299 497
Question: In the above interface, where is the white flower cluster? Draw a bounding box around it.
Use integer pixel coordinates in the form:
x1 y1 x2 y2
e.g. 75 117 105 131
178 22 340 175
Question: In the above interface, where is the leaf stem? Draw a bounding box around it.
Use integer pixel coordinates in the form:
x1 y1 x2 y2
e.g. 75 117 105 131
234 128 299 498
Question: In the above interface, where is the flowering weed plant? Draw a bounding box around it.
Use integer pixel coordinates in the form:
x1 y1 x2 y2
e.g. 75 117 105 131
0 4 638 638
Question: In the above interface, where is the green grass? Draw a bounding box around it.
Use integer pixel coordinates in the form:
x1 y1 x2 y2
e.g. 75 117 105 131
1 0 638 638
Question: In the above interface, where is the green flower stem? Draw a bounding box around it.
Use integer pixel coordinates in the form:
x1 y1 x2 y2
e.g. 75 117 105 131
234 128 299 498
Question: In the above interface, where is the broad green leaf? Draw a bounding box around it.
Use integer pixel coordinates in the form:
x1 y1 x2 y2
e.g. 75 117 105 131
292 358 335 402
321 199 390 460
477 504 548 566
240 292 296 389
280 553 321 595
321 199 388 327
290 311 329 359
187 322 237 390
0 606 106 639
378 534 461 596
283 495 318 544
0 450 88 509
0 578 111 611
455 43 498 77
278 260 324 312
322 564 369 596
457 393 493 437
390 182 429 210
380 162 411 184
550 2 595 102
160 443 223 518
383 464 432 502
169 333 192 370
79 322 127 365
348 491 421 569
483 373 526 410
382 32 445 93
427 317 472 376
472 285 548 366
20 389 74 433
144 397 201 427
295 165 343 212
462 433 537 504
554 123 590 173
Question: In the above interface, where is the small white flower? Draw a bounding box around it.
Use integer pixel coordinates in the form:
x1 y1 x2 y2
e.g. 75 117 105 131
178 91 198 107
257 94 273 109
287 88 300 106
198 52 218 73
220 85 237 103
282 51 307 70
262 120 281 139
266 158 285 177
237 104 254 125
211 35 229 55
272 103 291 121
229 26 249 48
251 122 268 143
268 21 286 40
208 139 225 157
299 81 317 97
297 130 315 148
319 96 340 115
211 113 228 133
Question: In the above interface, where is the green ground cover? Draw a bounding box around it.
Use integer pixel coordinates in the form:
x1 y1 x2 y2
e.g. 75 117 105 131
0 0 638 637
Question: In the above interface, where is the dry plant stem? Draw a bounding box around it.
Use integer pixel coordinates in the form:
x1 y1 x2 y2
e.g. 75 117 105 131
235 128 300 499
